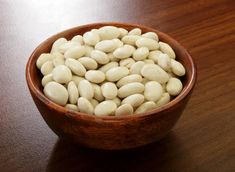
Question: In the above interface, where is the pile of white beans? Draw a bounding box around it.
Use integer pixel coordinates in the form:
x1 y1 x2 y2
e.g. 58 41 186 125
36 26 186 116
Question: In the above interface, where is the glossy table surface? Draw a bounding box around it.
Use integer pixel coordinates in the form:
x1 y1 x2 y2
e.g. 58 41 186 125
0 0 234 171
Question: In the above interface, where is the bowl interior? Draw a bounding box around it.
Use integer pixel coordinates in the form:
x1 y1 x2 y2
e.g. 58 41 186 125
26 22 196 120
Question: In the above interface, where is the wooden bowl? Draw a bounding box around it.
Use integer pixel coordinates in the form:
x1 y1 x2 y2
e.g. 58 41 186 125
26 22 196 150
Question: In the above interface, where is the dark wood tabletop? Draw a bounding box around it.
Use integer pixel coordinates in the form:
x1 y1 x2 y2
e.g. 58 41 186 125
0 0 235 171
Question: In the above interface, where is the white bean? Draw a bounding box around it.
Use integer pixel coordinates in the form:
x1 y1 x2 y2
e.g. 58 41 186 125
136 37 159 50
130 61 145 75
166 77 183 96
95 39 119 53
94 100 117 116
71 75 84 86
144 81 163 101
156 92 170 107
113 38 124 47
113 45 135 59
50 38 67 53
118 28 128 38
41 61 54 76
107 53 119 62
106 66 129 81
118 82 144 98
101 82 118 99
78 80 94 100
65 58 86 76
92 84 104 101
121 35 140 45
90 99 99 108
110 97 121 107
78 57 98 70
128 28 141 35
77 97 94 114
65 104 79 111
142 32 159 41
157 53 171 71
143 59 154 64
58 41 80 54
36 53 54 69
171 59 186 76
71 35 84 45
98 61 119 73
98 26 120 40
121 94 144 108
85 70 105 83
159 41 176 59
52 53 64 67
52 65 72 84
83 31 100 46
119 58 135 68
64 46 86 59
90 50 109 64
84 45 94 57
116 74 142 88
135 101 157 114
148 50 163 63
67 81 79 104
43 81 68 105
133 47 149 61
41 73 53 87
141 64 169 83
115 104 133 116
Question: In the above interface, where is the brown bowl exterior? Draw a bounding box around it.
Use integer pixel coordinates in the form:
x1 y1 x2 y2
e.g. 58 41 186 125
26 22 196 150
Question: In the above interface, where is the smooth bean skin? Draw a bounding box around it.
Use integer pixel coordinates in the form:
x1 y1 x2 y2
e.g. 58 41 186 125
65 104 79 111
159 41 176 59
121 35 140 45
130 61 145 75
94 100 117 116
133 47 149 61
118 82 144 98
166 77 183 96
106 67 129 82
52 65 72 84
85 70 105 83
98 62 119 73
36 53 54 69
101 82 118 99
78 80 94 100
136 37 159 50
77 97 94 114
119 58 135 68
113 45 135 59
43 81 68 106
90 50 109 64
142 32 159 41
135 101 157 114
156 92 170 107
116 74 142 88
98 26 120 40
78 57 98 70
157 53 171 71
64 46 86 59
144 81 163 101
95 39 118 53
67 81 79 104
121 94 145 108
128 28 142 36
41 74 53 87
115 104 133 116
41 61 54 76
171 59 186 76
83 31 100 46
71 35 84 45
65 58 86 76
141 64 169 84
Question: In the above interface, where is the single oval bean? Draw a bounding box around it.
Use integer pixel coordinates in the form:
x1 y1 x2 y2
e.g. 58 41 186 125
110 97 121 107
101 82 118 99
65 58 86 76
121 35 140 45
92 84 105 101
71 35 84 45
121 94 144 108
142 32 159 41
148 50 163 63
135 101 157 114
118 82 144 98
85 70 105 83
116 74 142 88
43 81 68 105
157 53 171 71
130 61 145 75
113 45 135 59
36 53 54 69
128 28 142 36
118 28 128 38
51 38 67 53
95 39 118 53
133 47 149 61
141 64 169 83
115 104 133 116
90 50 109 64
41 61 54 76
78 57 98 70
77 97 94 114
78 80 94 100
106 66 129 81
98 61 119 73
144 81 163 101
166 77 183 96
83 31 100 46
64 46 86 59
52 52 64 67
52 65 72 84
65 104 79 111
136 37 159 50
159 41 176 59
71 75 84 86
41 73 53 87
156 92 170 107
171 59 186 76
98 26 120 40
67 81 79 104
94 100 117 116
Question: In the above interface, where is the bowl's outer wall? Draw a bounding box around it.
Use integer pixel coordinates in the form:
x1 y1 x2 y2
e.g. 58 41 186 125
26 23 196 150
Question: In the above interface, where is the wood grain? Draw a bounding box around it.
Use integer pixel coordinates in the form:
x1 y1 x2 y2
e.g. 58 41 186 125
0 0 234 171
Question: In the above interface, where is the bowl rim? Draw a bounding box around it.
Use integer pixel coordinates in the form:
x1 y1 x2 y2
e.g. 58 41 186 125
26 22 196 122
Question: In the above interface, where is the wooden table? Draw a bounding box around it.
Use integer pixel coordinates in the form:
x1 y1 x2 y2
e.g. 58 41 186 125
0 0 234 171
